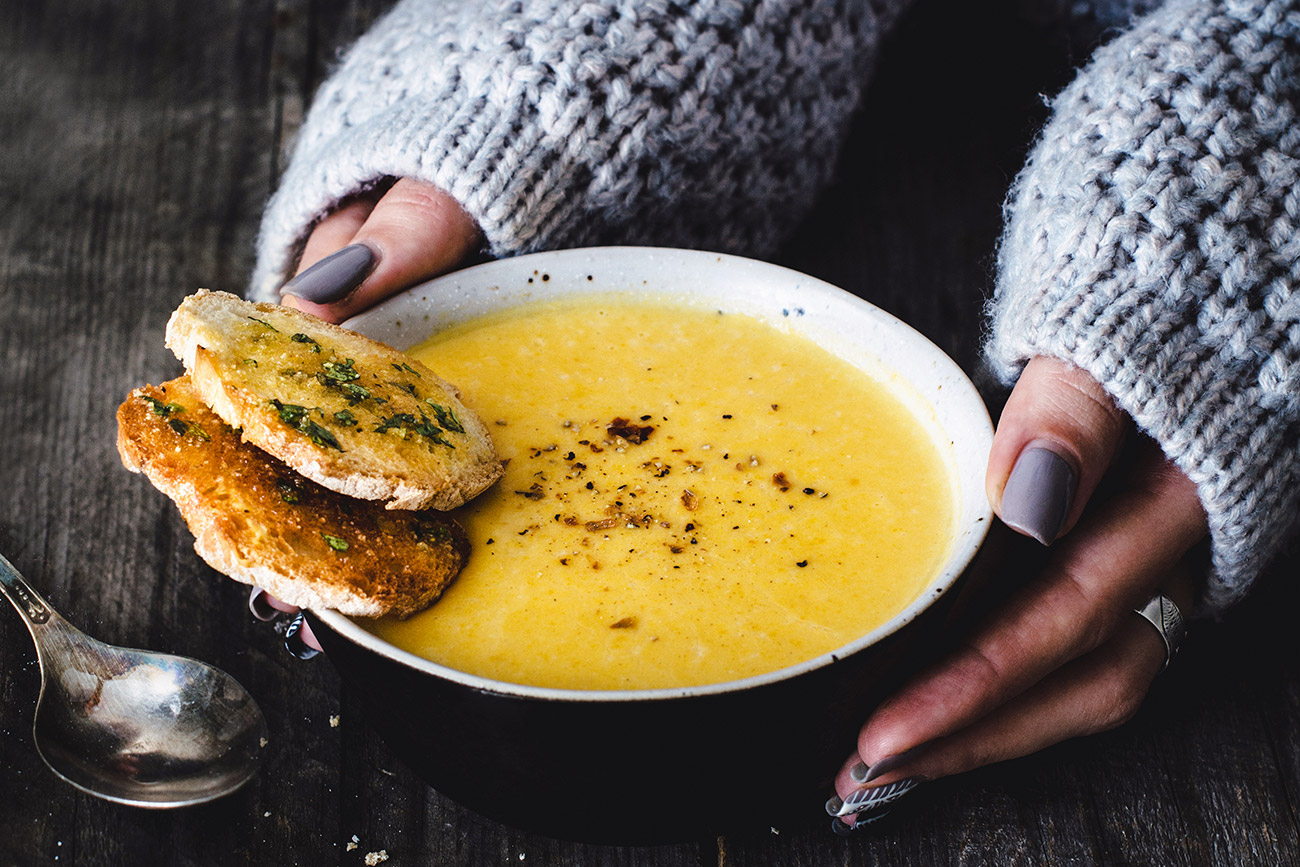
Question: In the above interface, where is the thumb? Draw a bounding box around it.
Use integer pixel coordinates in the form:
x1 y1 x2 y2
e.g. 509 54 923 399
987 356 1129 544
282 178 482 323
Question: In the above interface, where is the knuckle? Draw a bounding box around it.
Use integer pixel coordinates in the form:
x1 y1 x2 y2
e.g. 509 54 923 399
1090 656 1153 732
948 641 1008 700
1049 371 1126 445
1053 562 1118 654
1094 681 1146 731
387 178 450 212
370 179 478 242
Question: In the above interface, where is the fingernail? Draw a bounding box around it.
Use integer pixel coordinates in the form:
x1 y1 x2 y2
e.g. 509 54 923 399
281 243 375 304
284 613 320 660
248 588 279 622
824 795 844 816
835 776 925 817
1000 445 1075 545
831 809 892 836
848 761 870 784
861 744 925 784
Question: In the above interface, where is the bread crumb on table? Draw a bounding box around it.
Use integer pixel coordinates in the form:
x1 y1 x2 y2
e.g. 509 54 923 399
364 851 389 865
329 714 340 728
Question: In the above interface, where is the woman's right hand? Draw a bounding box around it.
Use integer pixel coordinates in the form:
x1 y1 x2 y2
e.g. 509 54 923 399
827 358 1206 831
255 177 482 655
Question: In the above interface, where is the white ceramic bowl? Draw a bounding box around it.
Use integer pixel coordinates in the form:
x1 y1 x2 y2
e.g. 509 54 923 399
310 247 993 841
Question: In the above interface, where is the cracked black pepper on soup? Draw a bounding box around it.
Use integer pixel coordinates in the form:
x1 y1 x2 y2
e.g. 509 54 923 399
364 296 956 690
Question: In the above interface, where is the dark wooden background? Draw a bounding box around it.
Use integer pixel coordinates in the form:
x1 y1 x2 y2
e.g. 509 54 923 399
2 0 1298 864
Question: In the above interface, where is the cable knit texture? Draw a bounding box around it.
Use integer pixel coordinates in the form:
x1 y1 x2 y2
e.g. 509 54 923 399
989 0 1300 611
254 0 1299 612
250 0 910 300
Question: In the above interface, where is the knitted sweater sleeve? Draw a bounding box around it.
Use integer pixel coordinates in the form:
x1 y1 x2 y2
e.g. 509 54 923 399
250 0 910 301
987 0 1300 612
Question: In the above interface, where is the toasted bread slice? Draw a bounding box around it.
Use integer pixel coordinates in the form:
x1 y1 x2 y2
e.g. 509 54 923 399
117 377 470 618
164 289 503 510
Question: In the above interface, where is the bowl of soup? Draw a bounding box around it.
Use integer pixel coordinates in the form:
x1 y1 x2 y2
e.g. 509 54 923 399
309 246 994 841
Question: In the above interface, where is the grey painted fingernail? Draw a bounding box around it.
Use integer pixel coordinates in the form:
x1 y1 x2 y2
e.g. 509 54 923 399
853 808 892 827
831 808 894 835
284 613 320 660
248 588 278 622
861 744 925 784
281 243 375 304
835 776 924 817
824 795 844 816
1000 445 1075 545
848 761 870 784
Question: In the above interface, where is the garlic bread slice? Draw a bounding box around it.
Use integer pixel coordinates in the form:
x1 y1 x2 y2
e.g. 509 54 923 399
118 377 470 618
165 290 502 510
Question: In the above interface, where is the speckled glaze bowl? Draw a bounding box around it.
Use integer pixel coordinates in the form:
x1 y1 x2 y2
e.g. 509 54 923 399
310 247 994 842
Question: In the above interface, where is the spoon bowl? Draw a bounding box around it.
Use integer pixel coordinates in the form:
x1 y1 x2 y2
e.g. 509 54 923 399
0 553 266 807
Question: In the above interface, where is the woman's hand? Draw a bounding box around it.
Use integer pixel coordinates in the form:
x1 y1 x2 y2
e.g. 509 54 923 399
279 177 482 323
250 178 481 656
827 357 1208 833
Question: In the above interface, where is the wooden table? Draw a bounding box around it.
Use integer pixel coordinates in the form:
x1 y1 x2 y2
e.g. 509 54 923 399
3 1 1297 864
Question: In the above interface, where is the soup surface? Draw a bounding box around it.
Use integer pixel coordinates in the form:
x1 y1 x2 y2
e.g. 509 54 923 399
364 297 955 690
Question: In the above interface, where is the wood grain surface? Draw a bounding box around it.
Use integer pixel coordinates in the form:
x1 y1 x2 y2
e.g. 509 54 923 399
2 1 1297 865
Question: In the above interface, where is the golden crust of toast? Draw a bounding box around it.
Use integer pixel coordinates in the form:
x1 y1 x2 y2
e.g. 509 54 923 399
164 289 503 510
117 377 470 618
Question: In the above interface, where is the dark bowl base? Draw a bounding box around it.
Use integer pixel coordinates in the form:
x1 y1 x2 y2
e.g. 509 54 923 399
313 615 916 844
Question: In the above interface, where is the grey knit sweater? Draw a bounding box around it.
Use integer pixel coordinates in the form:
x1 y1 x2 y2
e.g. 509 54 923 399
252 0 1300 613
989 0 1300 611
251 0 909 298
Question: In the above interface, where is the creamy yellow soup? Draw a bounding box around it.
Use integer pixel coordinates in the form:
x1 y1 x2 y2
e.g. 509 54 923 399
364 297 955 690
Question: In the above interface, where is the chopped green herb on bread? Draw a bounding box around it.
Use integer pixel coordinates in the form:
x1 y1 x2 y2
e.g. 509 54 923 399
117 377 470 618
164 289 503 510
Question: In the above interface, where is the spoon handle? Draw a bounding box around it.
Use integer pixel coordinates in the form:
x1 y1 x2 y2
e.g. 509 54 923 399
0 552 54 625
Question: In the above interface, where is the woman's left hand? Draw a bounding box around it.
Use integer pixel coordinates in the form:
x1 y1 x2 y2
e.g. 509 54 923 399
279 177 482 324
827 356 1207 832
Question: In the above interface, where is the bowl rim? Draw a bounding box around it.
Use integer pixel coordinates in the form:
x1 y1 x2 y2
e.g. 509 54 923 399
314 246 994 702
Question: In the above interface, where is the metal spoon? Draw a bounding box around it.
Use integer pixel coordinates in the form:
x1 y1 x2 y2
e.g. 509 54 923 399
0 552 266 807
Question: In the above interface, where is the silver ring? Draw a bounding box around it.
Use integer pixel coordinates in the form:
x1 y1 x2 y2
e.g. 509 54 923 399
1135 594 1186 669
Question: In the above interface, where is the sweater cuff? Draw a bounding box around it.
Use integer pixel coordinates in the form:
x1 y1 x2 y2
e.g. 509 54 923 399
250 0 914 302
250 91 545 301
987 0 1300 612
